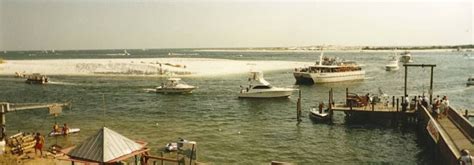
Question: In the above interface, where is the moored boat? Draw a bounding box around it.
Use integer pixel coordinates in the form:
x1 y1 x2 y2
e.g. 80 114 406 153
155 77 196 94
49 128 81 136
308 103 332 123
293 50 365 84
239 71 295 98
399 51 413 63
467 76 474 86
385 55 399 71
25 73 49 84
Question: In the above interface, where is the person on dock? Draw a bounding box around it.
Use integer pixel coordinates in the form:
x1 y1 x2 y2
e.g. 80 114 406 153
34 132 45 157
318 102 324 114
442 96 450 117
402 95 409 112
458 149 473 165
62 123 69 135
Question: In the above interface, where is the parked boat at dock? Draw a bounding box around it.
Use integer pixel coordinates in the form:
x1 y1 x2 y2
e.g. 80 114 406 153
293 51 365 84
399 51 413 63
239 71 295 98
25 73 49 84
49 128 81 136
385 55 399 71
467 76 474 86
155 77 196 94
308 105 331 123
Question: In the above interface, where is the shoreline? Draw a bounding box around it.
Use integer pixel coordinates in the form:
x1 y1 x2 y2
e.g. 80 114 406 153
0 57 312 77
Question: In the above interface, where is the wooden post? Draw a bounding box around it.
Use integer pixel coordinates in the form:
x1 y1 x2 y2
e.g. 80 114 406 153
161 152 164 165
404 65 408 97
371 101 375 111
430 66 434 105
189 143 195 165
1 103 6 141
296 90 302 123
396 98 399 112
392 96 395 108
346 88 349 105
466 110 469 118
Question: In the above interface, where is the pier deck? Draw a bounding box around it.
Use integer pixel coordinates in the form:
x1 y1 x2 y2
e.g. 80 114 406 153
437 117 473 153
331 103 415 114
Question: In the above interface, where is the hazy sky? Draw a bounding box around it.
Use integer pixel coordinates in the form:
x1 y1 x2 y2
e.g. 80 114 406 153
1 0 472 50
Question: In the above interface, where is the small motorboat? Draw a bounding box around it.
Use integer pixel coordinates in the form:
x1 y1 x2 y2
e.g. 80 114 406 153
467 76 474 86
25 73 49 84
385 55 399 71
399 51 413 63
49 128 80 136
308 104 332 123
164 138 197 152
155 77 196 94
239 71 295 98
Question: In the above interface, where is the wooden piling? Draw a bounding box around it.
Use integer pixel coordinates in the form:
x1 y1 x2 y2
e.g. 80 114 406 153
296 90 302 123
392 96 395 107
396 98 399 112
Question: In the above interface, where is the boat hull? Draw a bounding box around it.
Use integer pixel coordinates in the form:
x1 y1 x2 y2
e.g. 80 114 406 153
308 108 331 123
156 88 195 94
385 65 399 71
49 128 80 136
400 56 413 63
238 90 293 98
294 71 365 84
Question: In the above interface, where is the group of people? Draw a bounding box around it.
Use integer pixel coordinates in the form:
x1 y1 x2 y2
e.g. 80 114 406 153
432 95 450 119
33 123 70 158
52 122 70 135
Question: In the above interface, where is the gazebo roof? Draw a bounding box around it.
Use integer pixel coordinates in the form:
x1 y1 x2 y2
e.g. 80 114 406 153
68 127 144 163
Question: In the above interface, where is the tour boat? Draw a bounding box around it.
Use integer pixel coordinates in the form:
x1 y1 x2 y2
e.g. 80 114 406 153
155 77 196 94
239 71 295 98
467 76 474 86
399 51 413 63
25 73 49 84
385 55 399 71
293 51 365 84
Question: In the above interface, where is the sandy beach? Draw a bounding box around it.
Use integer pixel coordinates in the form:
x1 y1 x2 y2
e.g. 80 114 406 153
0 58 312 77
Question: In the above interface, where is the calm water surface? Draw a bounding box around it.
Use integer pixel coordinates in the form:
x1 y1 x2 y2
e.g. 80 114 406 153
0 50 472 164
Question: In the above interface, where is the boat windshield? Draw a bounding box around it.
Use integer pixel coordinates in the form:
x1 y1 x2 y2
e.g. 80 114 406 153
252 85 271 89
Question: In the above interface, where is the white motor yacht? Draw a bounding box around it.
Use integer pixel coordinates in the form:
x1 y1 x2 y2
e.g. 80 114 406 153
385 55 399 71
399 51 413 63
239 71 295 98
155 77 196 94
293 50 365 84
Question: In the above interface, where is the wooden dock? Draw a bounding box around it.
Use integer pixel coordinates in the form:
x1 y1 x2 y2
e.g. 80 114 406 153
322 87 473 164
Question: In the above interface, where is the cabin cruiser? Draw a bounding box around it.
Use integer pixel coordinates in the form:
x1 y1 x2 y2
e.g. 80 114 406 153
293 51 365 84
399 51 413 63
239 71 295 98
25 73 49 84
155 77 196 94
467 76 474 86
385 55 399 71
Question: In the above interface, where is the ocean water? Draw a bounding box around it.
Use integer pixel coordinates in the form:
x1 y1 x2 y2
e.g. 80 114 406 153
0 50 472 164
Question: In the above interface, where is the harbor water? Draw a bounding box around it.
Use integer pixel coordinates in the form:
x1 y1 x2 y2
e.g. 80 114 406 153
0 50 472 164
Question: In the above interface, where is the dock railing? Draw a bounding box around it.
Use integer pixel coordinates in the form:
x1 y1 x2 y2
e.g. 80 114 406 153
417 103 461 164
447 106 474 142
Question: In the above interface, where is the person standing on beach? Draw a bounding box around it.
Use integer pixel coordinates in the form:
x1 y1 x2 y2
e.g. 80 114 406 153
34 132 45 157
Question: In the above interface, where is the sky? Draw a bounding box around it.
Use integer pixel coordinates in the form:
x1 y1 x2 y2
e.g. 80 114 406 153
0 0 473 50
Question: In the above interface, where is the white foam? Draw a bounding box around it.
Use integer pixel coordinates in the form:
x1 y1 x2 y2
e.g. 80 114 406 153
0 58 312 77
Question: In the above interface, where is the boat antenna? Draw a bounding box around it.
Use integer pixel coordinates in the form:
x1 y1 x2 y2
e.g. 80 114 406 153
319 47 324 66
